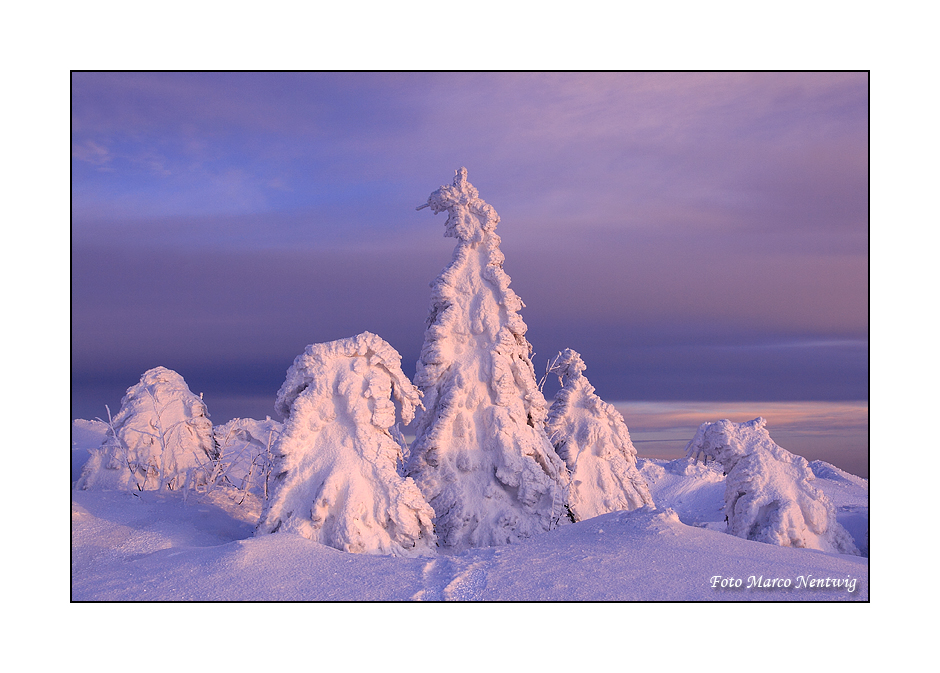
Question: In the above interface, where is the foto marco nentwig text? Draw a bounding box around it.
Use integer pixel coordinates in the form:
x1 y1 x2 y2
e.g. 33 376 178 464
710 575 859 593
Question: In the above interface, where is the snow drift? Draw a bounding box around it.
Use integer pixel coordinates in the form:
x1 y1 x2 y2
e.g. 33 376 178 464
76 366 218 492
685 418 859 555
545 349 654 520
257 332 436 556
407 168 569 551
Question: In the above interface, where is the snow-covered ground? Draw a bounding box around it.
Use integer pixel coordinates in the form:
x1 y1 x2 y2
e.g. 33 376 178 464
71 419 867 601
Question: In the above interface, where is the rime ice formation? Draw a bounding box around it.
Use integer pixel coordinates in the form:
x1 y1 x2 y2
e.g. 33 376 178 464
545 349 654 521
685 418 859 555
213 416 283 496
76 366 218 492
257 332 436 556
407 168 569 551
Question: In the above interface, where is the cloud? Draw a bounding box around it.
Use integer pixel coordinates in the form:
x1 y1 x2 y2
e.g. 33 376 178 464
71 72 868 235
614 400 868 434
72 139 112 168
71 73 868 425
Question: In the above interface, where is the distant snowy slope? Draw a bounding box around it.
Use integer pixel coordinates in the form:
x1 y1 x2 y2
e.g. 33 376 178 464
809 460 869 557
72 419 108 483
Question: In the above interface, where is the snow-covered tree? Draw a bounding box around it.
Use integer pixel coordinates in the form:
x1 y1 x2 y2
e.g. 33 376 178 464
686 418 859 554
76 366 218 492
256 332 436 556
407 168 569 551
544 349 653 521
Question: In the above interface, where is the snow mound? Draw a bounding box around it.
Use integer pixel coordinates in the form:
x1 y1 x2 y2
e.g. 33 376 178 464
545 348 653 520
76 367 218 492
638 457 726 528
407 168 569 552
685 418 859 555
257 332 436 557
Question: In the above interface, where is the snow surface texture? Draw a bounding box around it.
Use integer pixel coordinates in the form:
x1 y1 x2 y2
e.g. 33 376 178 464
545 349 654 520
408 168 569 552
257 332 436 556
685 418 859 555
71 489 868 601
76 367 218 492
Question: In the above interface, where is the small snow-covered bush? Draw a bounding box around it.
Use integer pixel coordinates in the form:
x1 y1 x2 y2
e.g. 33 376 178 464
76 367 218 492
686 418 859 555
257 332 436 556
212 417 283 501
545 349 653 521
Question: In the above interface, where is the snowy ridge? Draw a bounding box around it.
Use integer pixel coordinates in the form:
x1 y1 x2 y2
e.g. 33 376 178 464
257 332 436 556
408 168 568 551
76 367 218 493
685 418 859 555
545 349 653 520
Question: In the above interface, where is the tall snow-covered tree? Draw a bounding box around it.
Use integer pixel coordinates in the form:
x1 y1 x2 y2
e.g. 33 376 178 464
76 366 218 492
686 418 859 554
545 349 653 521
407 168 569 551
257 332 436 556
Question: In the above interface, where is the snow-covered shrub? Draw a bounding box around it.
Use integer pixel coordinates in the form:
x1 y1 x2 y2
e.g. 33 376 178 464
76 367 219 492
685 418 859 554
407 168 569 551
545 349 653 521
256 332 436 556
212 417 283 500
